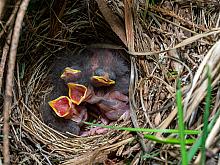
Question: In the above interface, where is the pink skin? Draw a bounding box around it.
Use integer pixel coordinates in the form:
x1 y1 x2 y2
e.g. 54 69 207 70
85 90 130 121
97 101 129 120
70 105 88 123
79 91 130 136
84 90 130 121
105 91 129 102
96 91 130 121
80 127 109 136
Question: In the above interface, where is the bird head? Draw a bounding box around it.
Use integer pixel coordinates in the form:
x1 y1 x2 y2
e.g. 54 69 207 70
60 67 81 82
90 68 116 87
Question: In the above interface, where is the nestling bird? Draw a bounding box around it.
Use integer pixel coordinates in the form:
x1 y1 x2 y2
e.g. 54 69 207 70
40 48 130 136
60 48 129 94
60 48 130 120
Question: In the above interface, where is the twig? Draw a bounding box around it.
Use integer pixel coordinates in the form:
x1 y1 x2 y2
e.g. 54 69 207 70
95 0 127 46
0 0 6 19
124 0 147 153
0 0 21 39
139 81 154 128
0 30 12 93
149 6 207 32
49 0 68 37
3 0 30 164
149 11 198 35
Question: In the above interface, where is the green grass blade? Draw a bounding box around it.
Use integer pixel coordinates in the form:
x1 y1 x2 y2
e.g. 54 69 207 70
142 0 149 22
144 134 195 144
142 149 160 159
186 66 213 164
187 109 220 163
84 122 200 134
176 79 187 165
201 66 212 165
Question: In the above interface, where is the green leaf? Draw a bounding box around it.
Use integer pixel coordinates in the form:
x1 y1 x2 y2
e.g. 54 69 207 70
144 134 195 145
84 122 200 134
176 79 187 165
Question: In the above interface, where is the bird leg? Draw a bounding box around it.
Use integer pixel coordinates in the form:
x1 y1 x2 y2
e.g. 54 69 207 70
84 90 130 121
70 105 88 123
96 91 130 121
80 127 109 136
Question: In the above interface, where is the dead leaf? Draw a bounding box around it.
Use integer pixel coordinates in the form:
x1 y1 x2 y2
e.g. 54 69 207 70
95 0 127 46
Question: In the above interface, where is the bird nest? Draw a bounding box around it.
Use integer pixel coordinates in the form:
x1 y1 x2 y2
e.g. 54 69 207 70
2 0 220 164
19 54 132 163
19 47 134 164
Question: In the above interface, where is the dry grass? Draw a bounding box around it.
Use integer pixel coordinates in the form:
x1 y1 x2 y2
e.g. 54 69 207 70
1 0 220 164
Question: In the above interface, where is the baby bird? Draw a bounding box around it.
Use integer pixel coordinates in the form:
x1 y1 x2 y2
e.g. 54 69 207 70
41 48 130 136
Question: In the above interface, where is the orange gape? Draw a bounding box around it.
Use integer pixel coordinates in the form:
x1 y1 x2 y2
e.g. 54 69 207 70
48 95 88 122
48 96 74 119
67 83 88 105
48 68 89 121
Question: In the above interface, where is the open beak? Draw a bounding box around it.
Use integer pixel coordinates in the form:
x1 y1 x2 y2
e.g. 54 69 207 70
91 76 115 87
68 83 88 105
60 67 81 82
48 96 74 119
